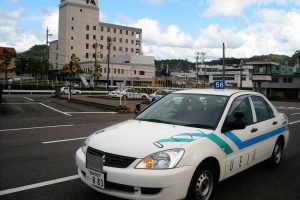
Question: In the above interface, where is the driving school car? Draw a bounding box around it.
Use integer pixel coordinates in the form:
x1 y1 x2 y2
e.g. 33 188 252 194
75 89 289 200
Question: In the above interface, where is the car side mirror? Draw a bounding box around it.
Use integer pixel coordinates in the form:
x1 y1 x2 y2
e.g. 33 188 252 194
135 104 141 115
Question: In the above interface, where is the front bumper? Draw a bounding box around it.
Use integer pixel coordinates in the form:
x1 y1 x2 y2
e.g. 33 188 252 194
76 148 195 200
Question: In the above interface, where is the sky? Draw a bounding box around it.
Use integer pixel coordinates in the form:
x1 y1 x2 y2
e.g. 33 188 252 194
0 0 300 61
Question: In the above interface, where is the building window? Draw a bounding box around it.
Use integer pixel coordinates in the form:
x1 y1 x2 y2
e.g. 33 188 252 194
86 25 89 30
93 26 96 30
56 54 58 59
71 46 73 50
119 47 122 51
80 9 82 12
107 27 110 32
104 68 106 73
101 27 104 31
72 17 74 21
100 36 103 40
113 37 116 42
100 54 103 59
100 45 103 49
125 39 128 43
114 69 116 74
113 46 116 51
93 53 95 58
114 28 116 33
71 36 74 40
283 77 293 83
71 26 74 30
272 77 279 83
86 34 89 40
131 40 134 44
132 31 134 36
126 30 128 35
139 71 145 75
122 69 124 74
134 70 136 74
86 53 89 59
118 69 120 74
120 30 122 34
86 43 89 49
56 44 58 50
119 38 122 42
125 47 128 52
93 35 96 39
131 48 134 53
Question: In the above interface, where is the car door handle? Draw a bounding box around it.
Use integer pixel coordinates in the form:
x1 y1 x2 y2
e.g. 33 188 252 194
272 121 278 125
251 128 258 133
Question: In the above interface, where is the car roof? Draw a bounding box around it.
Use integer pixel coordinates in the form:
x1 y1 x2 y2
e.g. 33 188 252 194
173 89 258 97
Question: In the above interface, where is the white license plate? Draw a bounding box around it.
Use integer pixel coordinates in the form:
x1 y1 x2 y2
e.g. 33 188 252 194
86 169 105 189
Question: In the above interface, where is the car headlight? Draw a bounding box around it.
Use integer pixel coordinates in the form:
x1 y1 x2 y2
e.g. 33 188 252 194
135 149 184 169
81 135 93 154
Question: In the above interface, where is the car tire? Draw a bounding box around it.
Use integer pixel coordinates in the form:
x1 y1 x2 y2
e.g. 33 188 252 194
267 137 284 168
142 95 146 99
61 91 65 95
186 161 217 200
76 92 79 95
122 95 128 99
152 98 156 102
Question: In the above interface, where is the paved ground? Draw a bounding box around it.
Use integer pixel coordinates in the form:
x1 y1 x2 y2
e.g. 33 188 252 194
0 95 299 200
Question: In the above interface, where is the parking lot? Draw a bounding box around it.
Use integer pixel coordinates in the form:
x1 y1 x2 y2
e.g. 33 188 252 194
0 95 300 200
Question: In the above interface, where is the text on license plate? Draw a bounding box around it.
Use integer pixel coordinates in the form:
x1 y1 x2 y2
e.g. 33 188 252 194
86 169 105 189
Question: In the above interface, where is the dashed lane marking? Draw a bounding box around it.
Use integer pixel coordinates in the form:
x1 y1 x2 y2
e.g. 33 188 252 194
24 96 34 102
290 112 300 116
0 175 79 196
289 120 300 125
0 124 74 132
65 112 117 114
43 137 87 144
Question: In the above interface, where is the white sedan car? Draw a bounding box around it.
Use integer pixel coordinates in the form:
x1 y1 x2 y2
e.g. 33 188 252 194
148 89 174 102
76 89 289 200
116 88 148 99
60 87 81 95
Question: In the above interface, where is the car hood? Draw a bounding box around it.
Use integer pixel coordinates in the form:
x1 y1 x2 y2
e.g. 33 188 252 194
88 119 212 158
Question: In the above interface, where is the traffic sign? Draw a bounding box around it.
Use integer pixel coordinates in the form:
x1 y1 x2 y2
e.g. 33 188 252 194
214 81 225 89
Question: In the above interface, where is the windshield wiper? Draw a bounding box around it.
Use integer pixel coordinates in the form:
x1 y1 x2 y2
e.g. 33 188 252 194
138 118 172 124
181 124 214 129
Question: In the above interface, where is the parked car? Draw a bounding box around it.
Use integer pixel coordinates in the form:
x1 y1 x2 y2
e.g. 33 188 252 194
116 88 148 99
148 89 174 102
60 87 81 95
76 89 289 200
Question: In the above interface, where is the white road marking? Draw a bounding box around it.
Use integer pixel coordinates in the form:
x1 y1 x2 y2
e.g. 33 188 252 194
290 112 300 116
65 112 117 114
39 103 72 116
0 124 74 132
0 175 79 196
43 137 87 144
289 120 300 125
24 96 34 102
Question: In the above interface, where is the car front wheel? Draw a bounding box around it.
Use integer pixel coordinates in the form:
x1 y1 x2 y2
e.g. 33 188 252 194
186 162 217 200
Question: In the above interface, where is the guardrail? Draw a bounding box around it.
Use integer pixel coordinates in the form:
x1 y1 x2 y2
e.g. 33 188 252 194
2 90 108 95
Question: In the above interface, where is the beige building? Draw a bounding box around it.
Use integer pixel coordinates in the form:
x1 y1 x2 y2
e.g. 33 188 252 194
49 0 143 70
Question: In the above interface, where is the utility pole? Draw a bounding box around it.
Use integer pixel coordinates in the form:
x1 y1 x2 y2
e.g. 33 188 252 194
46 27 52 80
239 59 244 89
107 37 112 92
222 43 226 83
195 52 200 85
200 52 206 85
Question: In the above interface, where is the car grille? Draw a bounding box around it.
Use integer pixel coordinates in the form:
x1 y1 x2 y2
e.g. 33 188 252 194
87 147 137 168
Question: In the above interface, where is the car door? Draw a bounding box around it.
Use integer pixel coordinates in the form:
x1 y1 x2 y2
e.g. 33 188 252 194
222 95 258 177
249 95 282 161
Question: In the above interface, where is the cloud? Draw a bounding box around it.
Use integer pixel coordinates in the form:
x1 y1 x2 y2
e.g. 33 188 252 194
131 18 193 48
202 0 288 18
6 0 20 3
142 0 165 5
99 11 107 22
42 9 59 40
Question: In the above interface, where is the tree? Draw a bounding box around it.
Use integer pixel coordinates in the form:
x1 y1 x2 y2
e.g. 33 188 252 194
92 63 102 81
0 48 16 81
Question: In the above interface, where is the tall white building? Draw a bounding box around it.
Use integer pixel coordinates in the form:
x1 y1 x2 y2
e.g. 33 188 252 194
49 0 143 70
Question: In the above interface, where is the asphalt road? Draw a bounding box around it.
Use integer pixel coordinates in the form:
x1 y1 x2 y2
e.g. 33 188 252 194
0 95 299 200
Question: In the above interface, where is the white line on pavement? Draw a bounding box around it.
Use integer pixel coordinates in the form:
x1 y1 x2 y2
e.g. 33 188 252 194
24 96 34 102
289 120 300 125
0 175 79 196
0 124 74 132
65 112 117 114
43 137 87 144
39 103 72 116
290 112 300 116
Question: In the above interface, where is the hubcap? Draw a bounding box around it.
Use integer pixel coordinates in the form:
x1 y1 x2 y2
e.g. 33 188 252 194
274 143 282 163
195 170 213 200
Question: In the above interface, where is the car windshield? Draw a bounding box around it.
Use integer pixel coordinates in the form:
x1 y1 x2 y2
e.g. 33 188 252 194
135 93 228 129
